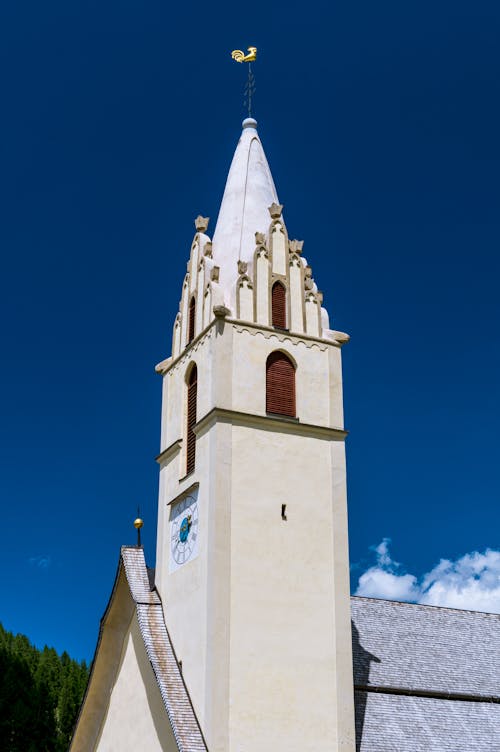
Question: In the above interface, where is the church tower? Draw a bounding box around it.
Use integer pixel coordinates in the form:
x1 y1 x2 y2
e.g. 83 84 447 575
154 118 355 752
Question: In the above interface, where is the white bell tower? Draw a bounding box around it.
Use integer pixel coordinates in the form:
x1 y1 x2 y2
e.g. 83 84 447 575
154 118 355 752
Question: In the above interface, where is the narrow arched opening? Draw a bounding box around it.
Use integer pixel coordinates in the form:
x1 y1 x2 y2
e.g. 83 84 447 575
186 364 198 474
266 351 296 417
271 281 287 329
188 296 196 344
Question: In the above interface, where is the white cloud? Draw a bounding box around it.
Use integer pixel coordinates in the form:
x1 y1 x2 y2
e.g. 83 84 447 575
355 539 500 614
28 554 51 569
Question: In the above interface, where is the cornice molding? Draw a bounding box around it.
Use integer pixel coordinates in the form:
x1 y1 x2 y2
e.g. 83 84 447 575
167 482 200 505
154 316 350 377
227 318 348 349
193 407 347 441
155 320 217 376
156 439 182 465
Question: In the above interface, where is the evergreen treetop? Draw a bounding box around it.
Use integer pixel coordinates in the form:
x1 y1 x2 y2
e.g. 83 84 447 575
0 623 88 751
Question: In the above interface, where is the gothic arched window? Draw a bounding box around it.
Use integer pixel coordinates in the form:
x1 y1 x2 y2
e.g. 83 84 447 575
271 281 287 329
188 296 196 344
186 364 197 474
266 351 296 417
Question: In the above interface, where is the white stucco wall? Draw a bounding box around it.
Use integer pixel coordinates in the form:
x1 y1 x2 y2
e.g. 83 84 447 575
228 424 352 751
229 324 342 427
95 616 178 752
154 318 354 752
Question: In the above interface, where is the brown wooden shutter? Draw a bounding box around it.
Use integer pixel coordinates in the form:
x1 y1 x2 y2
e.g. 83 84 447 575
188 296 196 344
266 351 295 417
186 365 197 474
271 282 287 328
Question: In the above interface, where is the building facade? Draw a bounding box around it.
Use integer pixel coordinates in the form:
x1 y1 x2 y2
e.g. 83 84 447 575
70 119 500 752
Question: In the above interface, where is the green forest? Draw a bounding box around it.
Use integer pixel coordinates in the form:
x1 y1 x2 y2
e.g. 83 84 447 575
0 623 89 751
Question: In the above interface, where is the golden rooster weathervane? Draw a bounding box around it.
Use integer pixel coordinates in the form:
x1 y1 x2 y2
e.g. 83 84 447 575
231 46 257 63
231 46 258 117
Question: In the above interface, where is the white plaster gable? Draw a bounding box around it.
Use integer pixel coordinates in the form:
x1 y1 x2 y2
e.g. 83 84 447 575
70 548 207 752
212 118 279 309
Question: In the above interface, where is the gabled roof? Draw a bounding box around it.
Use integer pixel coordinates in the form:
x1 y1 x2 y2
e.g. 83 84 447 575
70 547 207 752
351 596 500 752
120 548 207 752
351 595 500 699
353 690 499 752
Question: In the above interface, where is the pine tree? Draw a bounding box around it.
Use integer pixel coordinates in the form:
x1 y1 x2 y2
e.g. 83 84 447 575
0 624 89 750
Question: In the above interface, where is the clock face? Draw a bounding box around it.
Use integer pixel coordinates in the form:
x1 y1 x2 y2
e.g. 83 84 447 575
170 491 199 571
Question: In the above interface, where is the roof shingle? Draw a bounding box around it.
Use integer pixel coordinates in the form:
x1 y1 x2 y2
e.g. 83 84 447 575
351 596 500 699
121 547 207 752
355 691 500 752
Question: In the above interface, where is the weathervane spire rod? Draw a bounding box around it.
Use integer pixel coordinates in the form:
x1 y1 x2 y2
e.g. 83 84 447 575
231 46 257 118
134 507 144 547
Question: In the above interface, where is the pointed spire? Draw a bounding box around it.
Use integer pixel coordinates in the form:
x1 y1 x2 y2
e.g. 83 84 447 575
212 119 279 308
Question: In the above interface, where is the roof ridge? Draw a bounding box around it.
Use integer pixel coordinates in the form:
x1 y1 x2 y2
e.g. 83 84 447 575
121 547 207 752
355 683 500 704
350 595 500 618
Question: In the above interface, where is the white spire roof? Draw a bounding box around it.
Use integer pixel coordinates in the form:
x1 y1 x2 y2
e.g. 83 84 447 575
212 118 279 306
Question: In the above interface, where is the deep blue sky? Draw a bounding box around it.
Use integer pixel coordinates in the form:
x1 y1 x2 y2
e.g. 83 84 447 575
1 1 499 660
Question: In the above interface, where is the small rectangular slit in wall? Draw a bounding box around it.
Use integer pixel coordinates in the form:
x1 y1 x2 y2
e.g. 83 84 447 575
281 504 287 521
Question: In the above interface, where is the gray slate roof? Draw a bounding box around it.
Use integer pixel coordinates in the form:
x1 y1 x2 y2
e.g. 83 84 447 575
351 596 500 699
354 691 500 752
121 547 207 752
351 596 500 752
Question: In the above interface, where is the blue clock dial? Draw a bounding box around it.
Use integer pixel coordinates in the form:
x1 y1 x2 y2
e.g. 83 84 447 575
170 493 199 568
179 516 191 543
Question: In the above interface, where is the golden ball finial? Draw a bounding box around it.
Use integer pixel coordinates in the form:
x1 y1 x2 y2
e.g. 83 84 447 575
134 517 144 530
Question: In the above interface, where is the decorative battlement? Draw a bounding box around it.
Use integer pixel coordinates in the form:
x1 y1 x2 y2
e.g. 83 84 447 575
171 206 341 360
166 118 349 361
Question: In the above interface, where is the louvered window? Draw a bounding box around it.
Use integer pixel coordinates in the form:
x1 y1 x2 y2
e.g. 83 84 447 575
266 351 295 417
186 365 197 474
188 296 196 344
272 281 287 329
